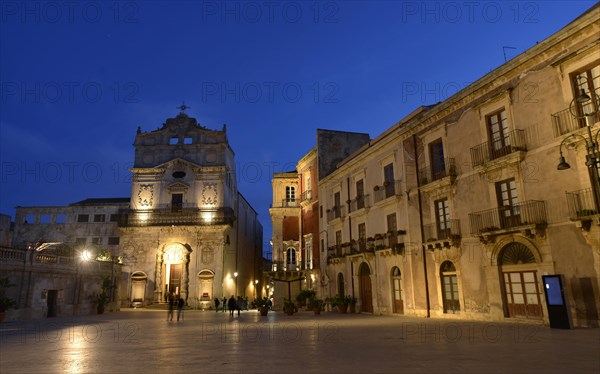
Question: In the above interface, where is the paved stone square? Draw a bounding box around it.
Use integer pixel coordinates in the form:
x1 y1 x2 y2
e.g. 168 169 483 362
1 309 599 374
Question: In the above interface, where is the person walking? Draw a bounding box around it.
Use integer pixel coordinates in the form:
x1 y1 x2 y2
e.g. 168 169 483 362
177 296 184 321
222 297 227 313
214 297 220 312
236 296 242 316
167 295 174 322
227 295 236 317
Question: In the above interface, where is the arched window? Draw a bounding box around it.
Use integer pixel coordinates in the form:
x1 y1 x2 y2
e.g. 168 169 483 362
286 247 297 265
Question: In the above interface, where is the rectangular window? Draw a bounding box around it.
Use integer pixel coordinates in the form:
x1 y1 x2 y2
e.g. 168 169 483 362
387 213 397 247
383 163 395 197
77 214 89 223
24 214 36 224
55 214 67 223
172 194 183 212
93 214 105 223
334 192 341 218
335 230 342 246
571 63 600 121
358 223 366 251
356 179 365 210
496 178 520 229
91 237 101 245
40 214 51 224
109 214 119 222
320 205 323 218
169 137 178 145
184 137 193 144
429 139 446 181
108 237 120 245
435 198 451 240
321 239 325 253
75 237 87 247
487 109 510 159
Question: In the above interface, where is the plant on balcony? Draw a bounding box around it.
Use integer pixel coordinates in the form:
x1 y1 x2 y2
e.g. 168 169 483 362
375 244 386 251
577 209 598 217
374 233 384 240
481 226 500 232
383 180 390 187
373 185 379 191
397 230 407 236
341 242 351 247
0 277 17 322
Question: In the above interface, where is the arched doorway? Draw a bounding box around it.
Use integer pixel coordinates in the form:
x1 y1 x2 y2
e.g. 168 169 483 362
198 270 215 305
359 262 373 313
391 267 403 314
160 242 191 301
337 273 345 296
440 261 460 314
131 271 148 307
499 242 542 319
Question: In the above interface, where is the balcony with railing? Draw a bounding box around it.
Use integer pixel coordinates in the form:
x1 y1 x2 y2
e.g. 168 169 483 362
272 199 300 208
419 158 456 190
348 194 371 213
552 107 600 138
373 180 402 204
470 129 527 168
469 200 547 240
118 207 236 227
566 188 599 221
423 219 461 250
300 190 313 204
326 206 346 222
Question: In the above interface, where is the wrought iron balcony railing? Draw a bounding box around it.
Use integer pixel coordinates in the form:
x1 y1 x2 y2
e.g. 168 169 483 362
423 219 461 242
326 206 346 222
552 107 600 138
373 180 402 203
470 129 527 167
469 200 547 235
566 188 599 220
118 207 235 227
348 194 371 213
419 158 456 186
300 190 313 203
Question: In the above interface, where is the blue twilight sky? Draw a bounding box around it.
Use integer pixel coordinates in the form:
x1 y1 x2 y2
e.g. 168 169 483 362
0 1 596 254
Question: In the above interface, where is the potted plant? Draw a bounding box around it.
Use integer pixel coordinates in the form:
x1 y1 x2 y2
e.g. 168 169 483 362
283 299 298 315
309 298 324 315
0 277 16 323
333 295 349 314
95 277 113 315
295 289 316 308
254 297 271 316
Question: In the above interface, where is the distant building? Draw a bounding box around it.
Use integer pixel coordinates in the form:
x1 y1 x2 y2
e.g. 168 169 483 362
2 110 263 320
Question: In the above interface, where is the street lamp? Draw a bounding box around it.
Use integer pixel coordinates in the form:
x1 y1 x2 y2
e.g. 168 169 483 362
233 272 238 297
254 279 258 299
557 84 600 211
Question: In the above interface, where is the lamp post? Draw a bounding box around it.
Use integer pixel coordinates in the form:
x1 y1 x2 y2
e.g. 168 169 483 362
557 85 600 212
233 272 238 297
254 279 258 299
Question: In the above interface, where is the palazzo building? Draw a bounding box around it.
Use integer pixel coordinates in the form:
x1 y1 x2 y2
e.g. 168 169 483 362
277 5 600 327
3 109 263 319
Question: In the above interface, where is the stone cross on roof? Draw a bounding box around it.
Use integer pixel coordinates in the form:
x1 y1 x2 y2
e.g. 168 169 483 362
177 102 191 113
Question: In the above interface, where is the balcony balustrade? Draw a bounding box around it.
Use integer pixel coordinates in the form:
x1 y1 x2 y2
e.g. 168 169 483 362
118 207 235 227
348 194 371 213
566 188 599 220
469 200 547 236
470 129 527 167
552 107 600 137
419 158 456 186
373 180 402 203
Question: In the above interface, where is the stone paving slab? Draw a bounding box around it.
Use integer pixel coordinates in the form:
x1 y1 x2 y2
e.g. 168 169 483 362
1 309 599 374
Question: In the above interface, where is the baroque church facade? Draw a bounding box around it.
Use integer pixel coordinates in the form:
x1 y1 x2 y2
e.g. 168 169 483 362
3 110 263 319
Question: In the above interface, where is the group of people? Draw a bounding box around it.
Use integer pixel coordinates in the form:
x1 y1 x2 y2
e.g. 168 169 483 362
214 296 249 316
167 293 185 321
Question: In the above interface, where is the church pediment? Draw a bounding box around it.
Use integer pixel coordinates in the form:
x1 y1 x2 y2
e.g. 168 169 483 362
167 182 190 192
157 158 202 170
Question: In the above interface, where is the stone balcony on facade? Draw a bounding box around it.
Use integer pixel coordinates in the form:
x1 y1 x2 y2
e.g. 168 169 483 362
468 200 548 244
